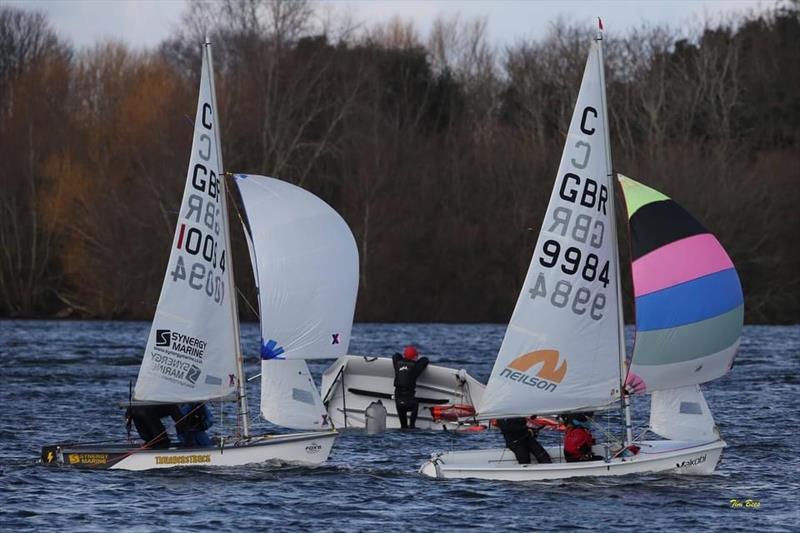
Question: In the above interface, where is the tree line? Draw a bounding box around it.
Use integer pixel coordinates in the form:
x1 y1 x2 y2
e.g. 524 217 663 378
1 0 798 324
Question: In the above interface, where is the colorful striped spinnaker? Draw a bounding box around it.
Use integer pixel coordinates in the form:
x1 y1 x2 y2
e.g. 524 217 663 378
619 175 743 393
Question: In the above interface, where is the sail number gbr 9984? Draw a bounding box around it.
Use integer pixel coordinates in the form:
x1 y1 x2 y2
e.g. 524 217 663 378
169 102 226 305
528 105 611 321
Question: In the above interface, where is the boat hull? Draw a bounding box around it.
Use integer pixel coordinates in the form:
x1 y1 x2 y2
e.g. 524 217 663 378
41 431 337 471
419 439 725 481
321 355 485 430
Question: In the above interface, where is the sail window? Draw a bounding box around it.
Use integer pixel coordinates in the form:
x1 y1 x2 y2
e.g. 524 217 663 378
679 401 703 415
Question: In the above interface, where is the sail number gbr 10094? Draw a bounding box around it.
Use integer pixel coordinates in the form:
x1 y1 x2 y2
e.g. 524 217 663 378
168 102 227 305
169 224 225 305
529 239 609 320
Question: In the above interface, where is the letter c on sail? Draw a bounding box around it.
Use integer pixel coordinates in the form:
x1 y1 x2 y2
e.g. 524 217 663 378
507 350 567 383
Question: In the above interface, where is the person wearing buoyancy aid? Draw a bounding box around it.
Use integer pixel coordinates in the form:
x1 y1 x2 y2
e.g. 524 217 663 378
127 403 184 449
127 403 214 448
562 413 603 462
497 417 552 464
176 403 214 447
392 345 429 429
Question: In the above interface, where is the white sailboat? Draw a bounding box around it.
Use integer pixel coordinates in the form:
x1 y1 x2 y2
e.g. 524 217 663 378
420 30 743 481
41 40 358 471
321 355 486 430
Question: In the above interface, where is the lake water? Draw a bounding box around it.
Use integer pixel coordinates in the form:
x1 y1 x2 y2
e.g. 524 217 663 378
0 321 797 531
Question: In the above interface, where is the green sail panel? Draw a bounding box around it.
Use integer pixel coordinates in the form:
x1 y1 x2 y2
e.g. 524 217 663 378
618 174 669 217
632 305 743 366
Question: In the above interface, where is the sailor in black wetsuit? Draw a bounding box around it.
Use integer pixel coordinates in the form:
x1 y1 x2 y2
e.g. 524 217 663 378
392 345 429 429
497 417 552 464
127 403 213 448
127 404 183 449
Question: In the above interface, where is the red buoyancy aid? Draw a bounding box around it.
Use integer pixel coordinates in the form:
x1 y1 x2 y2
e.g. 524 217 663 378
564 427 594 461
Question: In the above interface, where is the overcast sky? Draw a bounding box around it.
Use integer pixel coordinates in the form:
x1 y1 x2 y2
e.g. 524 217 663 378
5 0 770 50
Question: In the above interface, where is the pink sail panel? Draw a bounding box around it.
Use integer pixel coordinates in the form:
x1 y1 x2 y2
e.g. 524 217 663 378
632 233 734 297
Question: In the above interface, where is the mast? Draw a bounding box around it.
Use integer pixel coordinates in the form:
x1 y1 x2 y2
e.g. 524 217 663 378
204 38 250 438
595 23 633 445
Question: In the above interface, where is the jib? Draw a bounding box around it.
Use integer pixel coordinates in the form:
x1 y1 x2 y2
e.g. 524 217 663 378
559 173 607 215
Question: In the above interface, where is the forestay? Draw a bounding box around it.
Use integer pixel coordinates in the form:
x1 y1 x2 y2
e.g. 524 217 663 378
135 44 239 403
619 175 744 392
478 40 621 419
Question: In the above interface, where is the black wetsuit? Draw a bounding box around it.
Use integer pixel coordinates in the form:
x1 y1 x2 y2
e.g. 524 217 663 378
392 353 430 429
497 417 552 464
128 404 184 449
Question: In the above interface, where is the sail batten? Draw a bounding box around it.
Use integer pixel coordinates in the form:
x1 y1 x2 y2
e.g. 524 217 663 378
620 174 743 393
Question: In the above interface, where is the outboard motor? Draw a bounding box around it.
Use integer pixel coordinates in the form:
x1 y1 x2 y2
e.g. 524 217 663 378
365 400 387 434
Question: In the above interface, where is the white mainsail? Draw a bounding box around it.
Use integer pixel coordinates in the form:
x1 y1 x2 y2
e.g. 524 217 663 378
134 44 239 403
478 40 621 418
232 174 358 429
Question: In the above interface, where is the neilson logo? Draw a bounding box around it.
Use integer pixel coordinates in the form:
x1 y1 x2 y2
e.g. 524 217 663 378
499 349 567 392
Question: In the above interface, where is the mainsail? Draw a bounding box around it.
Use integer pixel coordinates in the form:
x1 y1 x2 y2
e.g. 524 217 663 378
135 43 239 402
619 174 744 392
232 174 358 429
478 40 621 418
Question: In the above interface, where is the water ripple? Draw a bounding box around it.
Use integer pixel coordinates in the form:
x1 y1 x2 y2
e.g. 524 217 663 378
0 321 797 531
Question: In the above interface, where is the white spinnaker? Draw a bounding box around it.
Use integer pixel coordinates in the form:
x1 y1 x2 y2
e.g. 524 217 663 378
261 360 330 430
135 44 239 402
478 40 621 418
650 385 718 441
234 174 358 360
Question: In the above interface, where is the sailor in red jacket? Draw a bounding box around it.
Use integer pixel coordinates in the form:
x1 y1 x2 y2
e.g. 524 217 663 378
562 413 602 462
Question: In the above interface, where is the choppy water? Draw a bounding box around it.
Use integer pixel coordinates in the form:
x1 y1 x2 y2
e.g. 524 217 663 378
0 321 797 531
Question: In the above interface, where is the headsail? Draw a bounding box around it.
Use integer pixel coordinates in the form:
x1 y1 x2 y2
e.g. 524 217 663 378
650 385 719 441
260 360 330 430
232 174 358 428
619 174 744 392
233 174 359 361
478 40 621 418
135 44 239 402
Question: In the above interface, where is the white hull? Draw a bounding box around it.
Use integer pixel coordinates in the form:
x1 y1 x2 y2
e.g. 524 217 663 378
321 356 485 430
419 439 725 481
45 431 337 471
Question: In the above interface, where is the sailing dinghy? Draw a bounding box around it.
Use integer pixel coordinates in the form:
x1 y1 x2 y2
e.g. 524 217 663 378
420 29 742 481
321 356 486 430
41 40 358 471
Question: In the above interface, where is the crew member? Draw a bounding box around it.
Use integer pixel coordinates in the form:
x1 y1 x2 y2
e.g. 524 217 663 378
392 345 429 429
562 413 602 462
497 417 552 464
127 403 214 448
176 403 214 446
127 404 183 449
